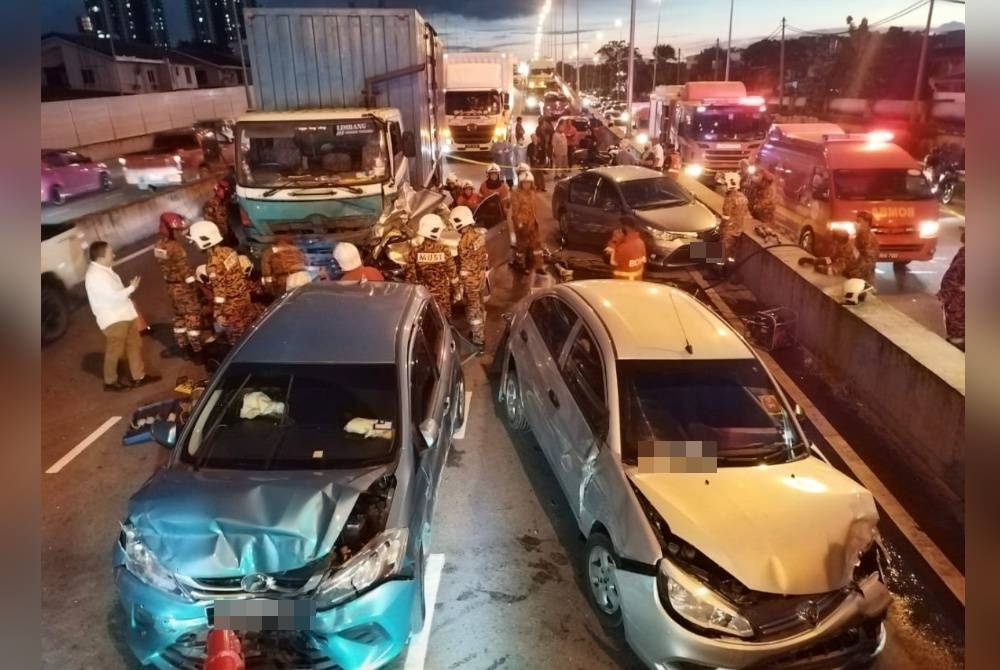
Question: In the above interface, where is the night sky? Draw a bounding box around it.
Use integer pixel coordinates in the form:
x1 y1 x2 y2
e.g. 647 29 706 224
42 0 965 60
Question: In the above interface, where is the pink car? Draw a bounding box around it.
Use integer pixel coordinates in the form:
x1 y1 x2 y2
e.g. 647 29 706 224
41 150 113 205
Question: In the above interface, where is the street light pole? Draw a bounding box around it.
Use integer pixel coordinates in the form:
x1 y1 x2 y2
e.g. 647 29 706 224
725 0 734 81
100 0 124 95
910 0 936 125
625 0 636 137
576 0 580 91
778 17 785 114
652 0 663 88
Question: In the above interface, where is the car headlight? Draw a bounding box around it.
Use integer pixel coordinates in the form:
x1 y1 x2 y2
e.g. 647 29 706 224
442 128 451 138
684 163 704 177
526 96 538 108
647 227 697 242
315 528 408 608
828 220 857 236
118 157 127 166
119 522 188 598
918 219 939 238
658 558 754 638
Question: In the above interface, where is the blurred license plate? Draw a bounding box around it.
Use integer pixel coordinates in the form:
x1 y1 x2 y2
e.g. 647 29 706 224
210 599 316 632
716 143 741 150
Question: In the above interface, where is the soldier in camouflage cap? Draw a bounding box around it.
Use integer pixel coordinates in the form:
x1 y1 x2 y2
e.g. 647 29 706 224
405 214 459 320
451 206 488 348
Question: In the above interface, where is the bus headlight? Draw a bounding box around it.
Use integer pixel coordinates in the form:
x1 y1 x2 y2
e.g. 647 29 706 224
918 220 940 238
684 164 703 177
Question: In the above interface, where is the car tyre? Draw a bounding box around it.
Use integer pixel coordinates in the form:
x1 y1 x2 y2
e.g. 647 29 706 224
100 172 113 191
799 227 815 254
42 282 69 344
940 182 955 205
49 185 65 205
584 532 624 629
454 370 467 428
502 363 529 432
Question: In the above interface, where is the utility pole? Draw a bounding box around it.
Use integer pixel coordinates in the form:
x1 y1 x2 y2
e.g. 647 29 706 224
560 0 565 80
725 0 734 81
778 17 786 114
100 0 124 95
677 48 682 84
910 0 936 125
652 0 663 88
576 0 581 91
714 38 720 80
231 0 252 108
625 0 636 137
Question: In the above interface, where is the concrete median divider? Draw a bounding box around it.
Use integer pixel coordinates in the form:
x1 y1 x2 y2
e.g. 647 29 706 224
680 176 965 514
71 177 217 252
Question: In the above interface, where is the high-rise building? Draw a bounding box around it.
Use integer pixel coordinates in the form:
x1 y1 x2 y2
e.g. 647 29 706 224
82 1 169 47
187 0 250 47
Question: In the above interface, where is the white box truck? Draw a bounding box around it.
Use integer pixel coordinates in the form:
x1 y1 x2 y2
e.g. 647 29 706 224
442 52 512 152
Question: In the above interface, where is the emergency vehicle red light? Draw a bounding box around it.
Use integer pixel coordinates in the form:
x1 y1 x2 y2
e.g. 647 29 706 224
867 130 894 143
741 96 765 106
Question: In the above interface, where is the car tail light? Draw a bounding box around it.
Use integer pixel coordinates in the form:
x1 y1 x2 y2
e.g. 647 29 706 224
239 206 252 227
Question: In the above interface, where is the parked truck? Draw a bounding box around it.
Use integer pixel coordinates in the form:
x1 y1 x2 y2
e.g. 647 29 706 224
653 81 770 177
442 52 512 152
235 7 445 275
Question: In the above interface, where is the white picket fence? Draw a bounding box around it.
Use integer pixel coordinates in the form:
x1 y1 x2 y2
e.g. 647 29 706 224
41 86 253 149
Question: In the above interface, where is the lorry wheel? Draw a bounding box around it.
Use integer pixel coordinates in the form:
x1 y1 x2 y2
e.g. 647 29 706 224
49 186 65 205
799 228 815 254
42 283 69 344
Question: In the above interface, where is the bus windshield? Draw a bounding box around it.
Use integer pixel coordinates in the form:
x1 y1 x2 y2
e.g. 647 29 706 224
833 169 934 201
687 108 769 141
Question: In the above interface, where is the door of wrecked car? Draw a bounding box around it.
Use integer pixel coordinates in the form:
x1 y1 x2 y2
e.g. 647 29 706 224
474 192 512 271
408 300 455 562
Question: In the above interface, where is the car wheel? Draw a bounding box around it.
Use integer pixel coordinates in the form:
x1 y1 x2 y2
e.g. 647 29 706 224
940 182 955 205
799 228 815 254
502 363 529 431
42 283 69 344
584 532 624 629
454 370 467 428
893 260 911 271
49 185 65 205
100 172 113 191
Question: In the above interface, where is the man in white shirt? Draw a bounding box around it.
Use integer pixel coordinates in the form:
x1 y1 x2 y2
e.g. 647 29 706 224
84 241 160 391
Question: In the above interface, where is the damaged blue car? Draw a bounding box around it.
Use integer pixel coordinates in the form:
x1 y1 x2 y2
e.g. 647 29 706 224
113 281 465 669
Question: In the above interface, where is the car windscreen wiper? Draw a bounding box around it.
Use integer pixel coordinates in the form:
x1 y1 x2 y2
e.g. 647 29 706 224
717 441 791 464
287 180 365 196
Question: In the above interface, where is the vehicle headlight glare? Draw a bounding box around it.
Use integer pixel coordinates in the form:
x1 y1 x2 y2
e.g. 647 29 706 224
120 523 186 597
918 219 939 238
660 560 753 638
118 157 127 166
828 221 857 236
316 528 408 607
684 163 704 177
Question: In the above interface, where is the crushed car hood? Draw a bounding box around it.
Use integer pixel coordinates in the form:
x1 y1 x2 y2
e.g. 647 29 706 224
634 200 717 234
628 457 878 594
127 465 389 577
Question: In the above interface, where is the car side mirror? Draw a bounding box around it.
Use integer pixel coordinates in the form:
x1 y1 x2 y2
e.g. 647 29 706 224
402 131 416 158
150 420 177 449
418 418 439 448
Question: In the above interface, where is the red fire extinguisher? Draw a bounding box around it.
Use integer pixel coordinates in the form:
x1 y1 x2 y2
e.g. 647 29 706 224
204 629 244 670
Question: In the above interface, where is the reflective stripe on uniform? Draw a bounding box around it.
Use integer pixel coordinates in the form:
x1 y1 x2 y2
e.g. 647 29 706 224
214 296 225 304
613 269 643 280
173 327 187 333
185 276 196 284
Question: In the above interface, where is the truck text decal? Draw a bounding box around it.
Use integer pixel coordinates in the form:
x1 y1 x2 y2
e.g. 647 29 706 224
872 206 915 219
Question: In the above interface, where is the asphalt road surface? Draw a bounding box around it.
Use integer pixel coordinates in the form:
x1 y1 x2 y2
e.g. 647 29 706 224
41 111 963 670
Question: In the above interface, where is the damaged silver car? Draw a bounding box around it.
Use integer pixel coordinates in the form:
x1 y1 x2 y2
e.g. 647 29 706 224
498 279 891 669
113 282 464 670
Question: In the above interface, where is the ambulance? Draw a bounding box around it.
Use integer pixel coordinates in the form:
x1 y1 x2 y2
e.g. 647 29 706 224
754 123 939 265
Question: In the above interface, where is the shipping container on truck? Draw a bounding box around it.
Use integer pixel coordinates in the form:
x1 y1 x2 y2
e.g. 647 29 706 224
235 7 445 276
442 52 513 152
663 81 770 178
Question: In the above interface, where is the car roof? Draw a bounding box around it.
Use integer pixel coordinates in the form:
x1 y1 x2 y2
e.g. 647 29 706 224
560 280 754 361
232 282 423 365
588 165 664 182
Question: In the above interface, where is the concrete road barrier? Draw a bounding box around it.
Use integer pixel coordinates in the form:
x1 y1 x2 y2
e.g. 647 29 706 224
681 176 965 513
68 177 217 252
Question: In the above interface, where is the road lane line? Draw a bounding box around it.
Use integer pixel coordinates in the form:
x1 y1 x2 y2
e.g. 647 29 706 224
690 273 966 606
403 553 445 670
114 243 155 267
452 391 473 440
45 416 121 474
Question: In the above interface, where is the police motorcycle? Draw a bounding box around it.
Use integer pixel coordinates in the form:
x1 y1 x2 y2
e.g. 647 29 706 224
922 146 963 205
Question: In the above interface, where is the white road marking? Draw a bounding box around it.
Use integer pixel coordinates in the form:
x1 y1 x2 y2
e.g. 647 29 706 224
114 243 156 267
402 553 446 670
452 391 473 440
691 273 966 606
45 416 121 474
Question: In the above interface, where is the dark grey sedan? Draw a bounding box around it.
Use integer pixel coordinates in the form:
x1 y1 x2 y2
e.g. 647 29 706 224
552 166 721 267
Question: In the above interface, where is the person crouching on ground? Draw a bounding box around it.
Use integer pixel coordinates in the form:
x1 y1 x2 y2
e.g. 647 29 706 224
604 217 647 280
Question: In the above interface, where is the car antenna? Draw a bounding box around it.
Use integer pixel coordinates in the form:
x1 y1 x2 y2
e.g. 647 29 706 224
668 290 694 354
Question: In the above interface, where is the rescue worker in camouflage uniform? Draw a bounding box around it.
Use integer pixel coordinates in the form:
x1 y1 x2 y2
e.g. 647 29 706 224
260 236 307 299
188 219 260 344
202 179 232 243
480 163 511 213
937 227 965 349
154 212 210 362
844 211 880 283
751 169 777 225
510 169 541 273
450 206 488 348
405 214 459 320
444 173 462 205
720 172 751 264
